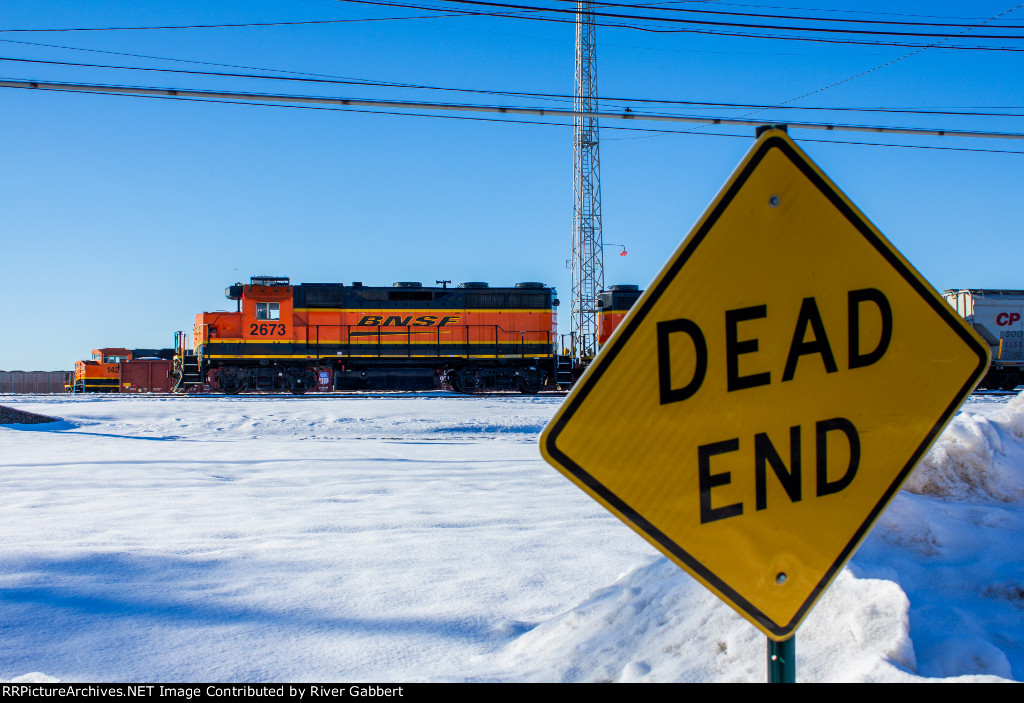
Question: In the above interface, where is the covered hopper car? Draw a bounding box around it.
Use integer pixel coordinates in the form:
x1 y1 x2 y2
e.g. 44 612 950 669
945 289 1024 390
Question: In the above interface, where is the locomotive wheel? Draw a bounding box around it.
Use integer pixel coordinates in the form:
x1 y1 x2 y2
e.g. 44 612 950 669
979 372 999 390
1002 373 1020 391
517 377 541 395
218 372 242 394
450 369 478 395
286 369 317 395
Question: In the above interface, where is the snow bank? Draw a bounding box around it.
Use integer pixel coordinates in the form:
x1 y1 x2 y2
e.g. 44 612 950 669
495 558 918 682
906 394 1024 502
493 393 1024 682
0 393 1020 682
5 673 59 683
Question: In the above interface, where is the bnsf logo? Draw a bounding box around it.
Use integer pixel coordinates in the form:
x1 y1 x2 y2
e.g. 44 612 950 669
356 315 461 327
996 312 1021 326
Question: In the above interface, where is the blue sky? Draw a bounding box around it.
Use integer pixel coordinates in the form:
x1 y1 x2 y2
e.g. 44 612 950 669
1 0 1022 370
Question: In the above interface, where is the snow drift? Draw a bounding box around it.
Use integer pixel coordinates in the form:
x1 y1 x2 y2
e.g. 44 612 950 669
906 394 1024 502
0 393 1021 682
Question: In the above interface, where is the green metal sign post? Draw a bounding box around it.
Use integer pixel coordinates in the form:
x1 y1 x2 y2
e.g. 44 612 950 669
768 636 796 683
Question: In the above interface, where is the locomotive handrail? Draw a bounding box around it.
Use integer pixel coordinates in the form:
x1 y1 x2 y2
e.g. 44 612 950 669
297 323 551 355
183 313 559 393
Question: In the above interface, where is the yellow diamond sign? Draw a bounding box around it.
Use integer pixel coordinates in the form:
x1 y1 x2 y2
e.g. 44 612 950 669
541 129 989 640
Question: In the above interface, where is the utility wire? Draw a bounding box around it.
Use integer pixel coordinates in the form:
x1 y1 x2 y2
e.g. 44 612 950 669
609 1 1024 146
28 82 1024 155
698 1 1024 136
7 2 1024 33
323 0 1024 50
766 2 1024 109
0 14 472 33
668 3 1022 23
4 54 1022 118
3 76 1022 140
4 2 1024 47
1 9 1021 53
548 0 1024 29
335 0 1024 39
0 37 454 85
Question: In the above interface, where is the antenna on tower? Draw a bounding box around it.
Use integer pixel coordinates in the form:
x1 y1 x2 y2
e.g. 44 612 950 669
570 0 604 360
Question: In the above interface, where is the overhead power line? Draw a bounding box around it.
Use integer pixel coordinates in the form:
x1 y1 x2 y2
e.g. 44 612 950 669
334 0 1024 39
322 0 1024 50
2 1 1024 48
5 2 1024 33
688 3 1013 23
6 54 1021 118
3 77 1023 140
547 0 1024 30
69 87 1024 155
722 1 1024 127
0 14 470 33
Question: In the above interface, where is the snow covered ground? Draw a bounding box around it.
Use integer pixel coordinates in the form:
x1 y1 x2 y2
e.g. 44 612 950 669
0 392 1021 683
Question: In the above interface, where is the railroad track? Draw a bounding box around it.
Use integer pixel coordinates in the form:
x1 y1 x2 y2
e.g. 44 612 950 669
56 390 571 399
49 387 1013 399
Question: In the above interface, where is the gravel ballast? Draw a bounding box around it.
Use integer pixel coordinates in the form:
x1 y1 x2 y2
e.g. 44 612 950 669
0 405 60 425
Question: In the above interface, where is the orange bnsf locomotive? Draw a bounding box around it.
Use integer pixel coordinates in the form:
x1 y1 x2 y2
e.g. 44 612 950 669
70 347 176 393
174 276 563 394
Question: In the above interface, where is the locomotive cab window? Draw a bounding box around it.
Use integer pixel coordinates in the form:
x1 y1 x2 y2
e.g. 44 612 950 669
256 302 280 320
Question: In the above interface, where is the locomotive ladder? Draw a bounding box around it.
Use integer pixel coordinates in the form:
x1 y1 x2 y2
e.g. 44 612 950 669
173 331 203 391
554 355 575 390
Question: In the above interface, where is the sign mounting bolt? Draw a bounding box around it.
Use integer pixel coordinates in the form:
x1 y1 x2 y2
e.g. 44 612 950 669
769 195 781 208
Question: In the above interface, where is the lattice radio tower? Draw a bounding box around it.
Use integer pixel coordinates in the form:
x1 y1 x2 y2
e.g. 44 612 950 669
570 0 604 358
